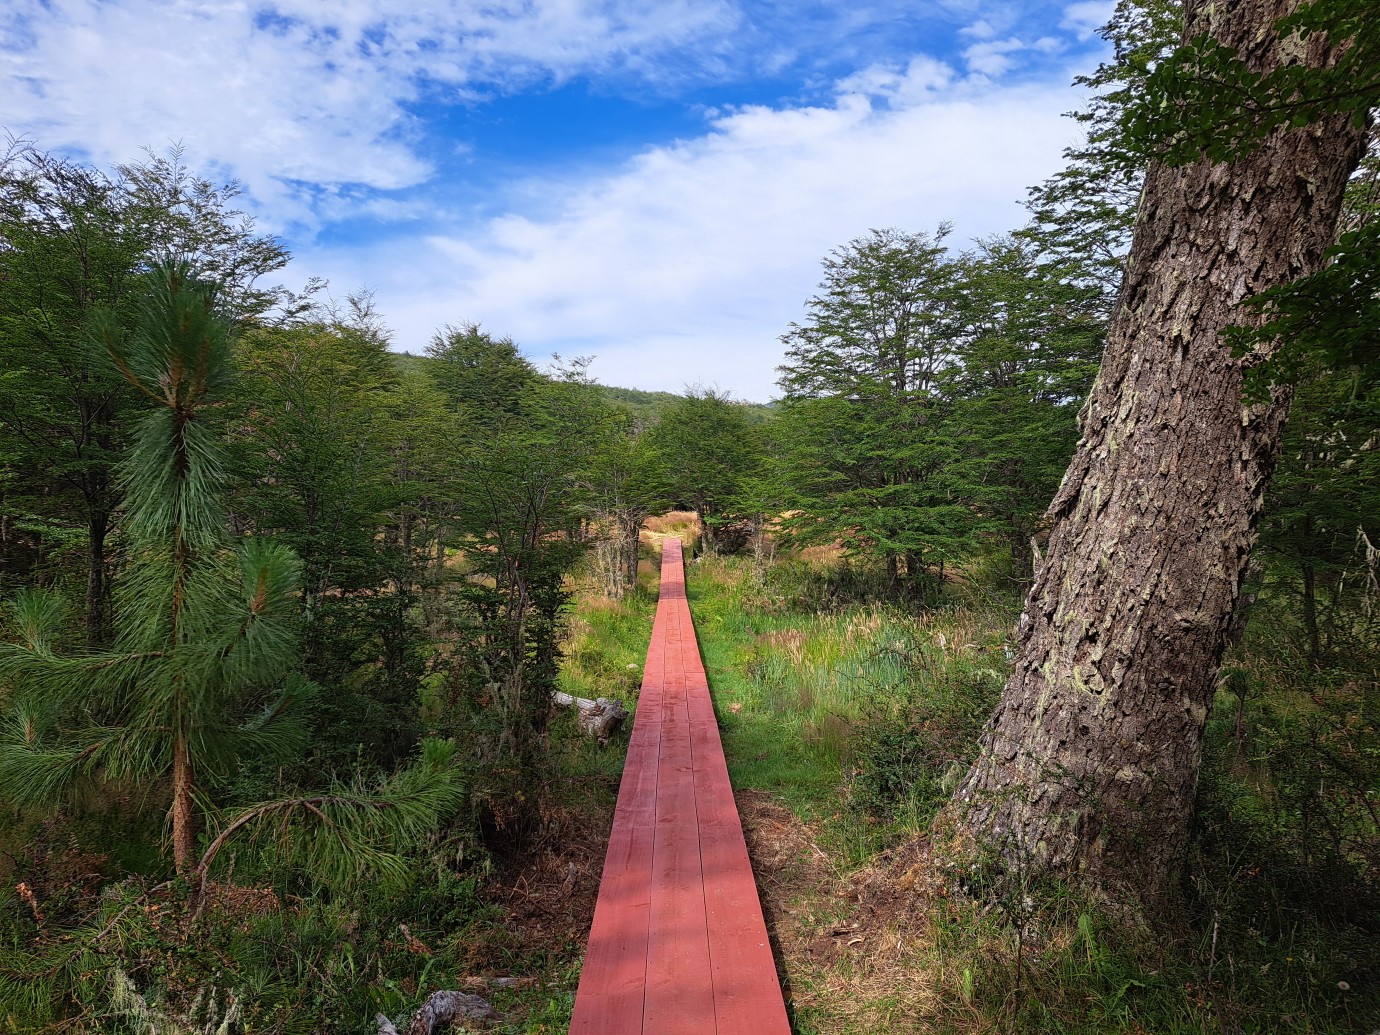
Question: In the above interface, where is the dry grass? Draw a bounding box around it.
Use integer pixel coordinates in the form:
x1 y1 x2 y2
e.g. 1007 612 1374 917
641 510 700 548
800 543 847 567
740 791 955 1034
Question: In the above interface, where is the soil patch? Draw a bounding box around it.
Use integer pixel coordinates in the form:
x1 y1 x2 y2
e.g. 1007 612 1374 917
482 788 614 965
739 790 944 1034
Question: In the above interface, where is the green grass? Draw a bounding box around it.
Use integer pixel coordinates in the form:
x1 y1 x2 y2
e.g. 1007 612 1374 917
669 550 1380 1034
556 574 658 705
684 554 1012 864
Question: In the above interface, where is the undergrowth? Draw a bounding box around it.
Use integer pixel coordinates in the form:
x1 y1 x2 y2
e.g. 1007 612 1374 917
6 538 1374 1033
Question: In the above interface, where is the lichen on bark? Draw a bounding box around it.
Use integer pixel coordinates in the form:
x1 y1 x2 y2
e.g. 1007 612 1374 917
953 0 1372 902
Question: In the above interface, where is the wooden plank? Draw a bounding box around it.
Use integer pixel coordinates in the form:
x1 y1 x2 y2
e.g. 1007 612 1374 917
641 651 715 1033
570 538 790 1035
691 725 791 1034
566 726 659 1033
674 561 791 1035
567 580 668 1034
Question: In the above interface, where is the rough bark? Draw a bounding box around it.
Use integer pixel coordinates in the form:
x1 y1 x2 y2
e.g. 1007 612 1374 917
621 510 643 590
954 0 1369 901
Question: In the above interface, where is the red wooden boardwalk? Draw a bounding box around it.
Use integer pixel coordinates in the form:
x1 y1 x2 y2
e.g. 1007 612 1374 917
569 539 792 1035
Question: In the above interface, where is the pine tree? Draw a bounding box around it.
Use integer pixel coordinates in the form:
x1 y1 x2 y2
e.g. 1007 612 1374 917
0 263 308 872
0 144 301 646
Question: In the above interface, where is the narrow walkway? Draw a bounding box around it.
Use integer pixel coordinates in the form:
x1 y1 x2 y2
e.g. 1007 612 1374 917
569 539 791 1035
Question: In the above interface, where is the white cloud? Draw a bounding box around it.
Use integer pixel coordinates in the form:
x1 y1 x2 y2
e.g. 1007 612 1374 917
0 0 739 222
297 59 1082 399
837 56 955 105
2 0 1107 399
962 36 1027 77
1060 1 1114 40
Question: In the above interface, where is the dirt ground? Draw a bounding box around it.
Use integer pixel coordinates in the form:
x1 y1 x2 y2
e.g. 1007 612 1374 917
738 791 947 1034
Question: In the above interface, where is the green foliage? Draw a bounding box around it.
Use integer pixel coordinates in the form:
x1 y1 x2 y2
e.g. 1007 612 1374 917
582 410 661 597
1019 0 1180 299
684 553 1012 863
0 836 493 1035
227 316 427 775
0 263 309 872
1180 635 1380 1032
557 564 657 704
775 227 972 595
775 229 1099 597
199 739 468 894
1229 166 1380 395
1120 2 1379 171
0 143 303 645
596 383 776 423
426 322 538 426
1254 366 1380 663
643 388 765 552
847 653 1000 826
945 237 1103 584
1224 141 1380 399
438 367 608 815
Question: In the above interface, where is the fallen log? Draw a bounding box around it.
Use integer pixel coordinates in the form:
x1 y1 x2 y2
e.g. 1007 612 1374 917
552 691 628 744
376 991 498 1035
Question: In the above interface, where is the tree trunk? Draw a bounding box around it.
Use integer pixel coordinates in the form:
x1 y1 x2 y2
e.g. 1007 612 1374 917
953 0 1368 901
1301 556 1321 664
1010 524 1034 589
171 732 195 874
621 510 643 591
85 513 110 648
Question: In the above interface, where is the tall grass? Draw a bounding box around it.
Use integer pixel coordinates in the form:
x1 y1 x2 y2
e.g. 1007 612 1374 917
684 553 1011 861
674 548 1379 1034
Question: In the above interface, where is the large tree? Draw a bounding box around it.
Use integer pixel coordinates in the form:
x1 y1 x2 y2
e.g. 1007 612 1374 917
227 318 427 772
0 145 296 645
945 238 1103 584
776 227 971 592
0 149 146 644
954 0 1374 900
645 388 762 554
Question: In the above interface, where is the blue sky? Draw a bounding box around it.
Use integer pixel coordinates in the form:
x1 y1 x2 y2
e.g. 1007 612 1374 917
2 0 1115 400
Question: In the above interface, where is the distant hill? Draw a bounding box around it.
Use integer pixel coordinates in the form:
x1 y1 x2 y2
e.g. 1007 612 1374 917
389 351 432 378
390 352 776 423
593 385 775 424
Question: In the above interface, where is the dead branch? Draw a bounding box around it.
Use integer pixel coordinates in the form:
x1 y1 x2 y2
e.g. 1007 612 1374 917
376 991 499 1035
